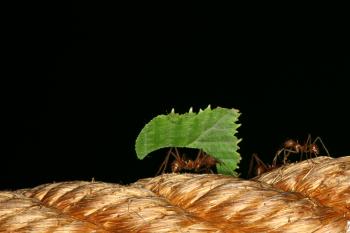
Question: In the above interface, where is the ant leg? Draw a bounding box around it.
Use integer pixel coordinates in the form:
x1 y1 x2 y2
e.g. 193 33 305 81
274 148 297 166
171 147 188 166
248 153 268 177
195 149 203 161
299 151 305 162
302 135 316 164
283 149 298 164
248 153 256 177
304 134 312 160
273 149 283 167
172 147 182 160
283 149 289 164
192 149 203 172
306 134 312 145
156 148 173 175
255 154 268 170
313 137 330 156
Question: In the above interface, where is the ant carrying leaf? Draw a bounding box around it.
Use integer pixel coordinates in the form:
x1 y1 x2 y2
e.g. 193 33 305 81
157 148 220 175
135 106 241 175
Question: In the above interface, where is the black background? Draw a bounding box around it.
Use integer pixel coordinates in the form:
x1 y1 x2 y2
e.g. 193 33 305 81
4 2 349 190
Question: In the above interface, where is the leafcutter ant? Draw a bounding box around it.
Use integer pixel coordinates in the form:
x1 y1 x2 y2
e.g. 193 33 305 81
273 134 330 166
248 134 330 178
157 147 219 175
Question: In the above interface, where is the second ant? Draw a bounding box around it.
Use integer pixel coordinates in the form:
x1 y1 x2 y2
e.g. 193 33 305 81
248 134 330 178
273 134 330 166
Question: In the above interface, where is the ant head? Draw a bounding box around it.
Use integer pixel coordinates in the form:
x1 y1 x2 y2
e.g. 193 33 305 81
310 144 319 155
171 160 181 173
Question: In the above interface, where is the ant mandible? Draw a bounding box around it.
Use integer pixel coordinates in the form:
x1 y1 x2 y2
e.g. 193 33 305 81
273 134 330 166
157 147 219 175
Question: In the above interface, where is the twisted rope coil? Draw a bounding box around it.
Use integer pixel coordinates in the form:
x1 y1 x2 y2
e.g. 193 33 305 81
134 173 347 232
0 156 348 232
256 156 350 219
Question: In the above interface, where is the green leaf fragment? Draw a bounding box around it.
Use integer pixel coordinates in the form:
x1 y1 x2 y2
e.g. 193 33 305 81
135 106 241 175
